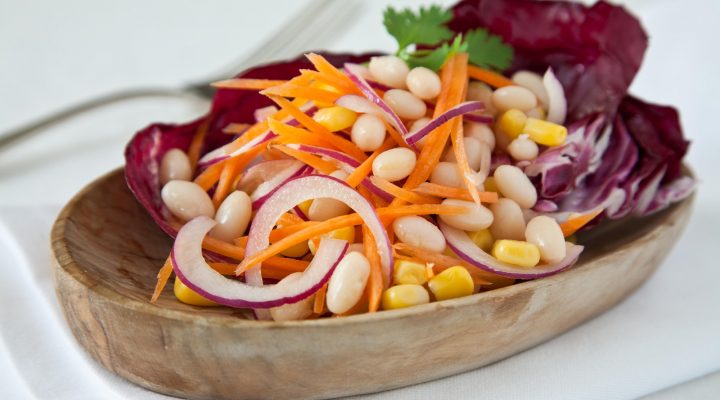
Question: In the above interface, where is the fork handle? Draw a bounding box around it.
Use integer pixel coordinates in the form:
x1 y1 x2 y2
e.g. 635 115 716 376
0 87 201 153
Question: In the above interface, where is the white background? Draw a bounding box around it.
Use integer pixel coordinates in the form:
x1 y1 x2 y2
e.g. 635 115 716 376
0 0 718 399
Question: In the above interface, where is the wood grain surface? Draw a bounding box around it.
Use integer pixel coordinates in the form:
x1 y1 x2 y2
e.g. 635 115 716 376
51 168 694 400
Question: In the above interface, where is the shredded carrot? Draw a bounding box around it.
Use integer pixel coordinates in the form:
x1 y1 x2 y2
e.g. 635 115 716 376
268 118 336 149
364 225 384 312
211 78 288 90
235 204 468 275
212 159 242 208
467 65 515 88
150 257 174 303
261 84 343 105
337 291 369 316
279 212 305 225
384 121 412 149
305 53 360 94
187 119 210 171
274 144 337 174
208 262 304 281
369 176 440 204
559 209 603 237
202 235 309 271
313 283 328 314
193 160 226 191
299 69 358 95
345 138 394 188
269 95 367 161
412 182 499 203
450 120 482 204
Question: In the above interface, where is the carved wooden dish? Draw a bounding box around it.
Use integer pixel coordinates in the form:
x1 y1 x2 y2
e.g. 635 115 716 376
51 168 694 400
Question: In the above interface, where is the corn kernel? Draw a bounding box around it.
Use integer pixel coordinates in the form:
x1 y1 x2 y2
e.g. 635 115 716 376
483 177 498 193
312 106 357 132
393 260 428 285
174 278 217 306
428 266 475 301
497 109 527 139
381 284 430 310
524 118 567 147
277 219 309 258
309 225 356 255
297 199 312 217
491 240 541 268
468 229 494 252
311 81 341 108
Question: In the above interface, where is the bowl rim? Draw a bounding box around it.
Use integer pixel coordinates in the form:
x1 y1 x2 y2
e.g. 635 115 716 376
51 167 696 329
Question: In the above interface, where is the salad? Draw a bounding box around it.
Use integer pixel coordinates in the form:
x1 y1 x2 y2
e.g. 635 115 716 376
125 0 694 321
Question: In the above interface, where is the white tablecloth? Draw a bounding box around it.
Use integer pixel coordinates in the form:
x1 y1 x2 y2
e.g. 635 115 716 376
1 0 719 399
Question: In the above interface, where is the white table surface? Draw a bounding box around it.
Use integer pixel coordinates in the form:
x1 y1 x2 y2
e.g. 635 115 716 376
0 0 718 399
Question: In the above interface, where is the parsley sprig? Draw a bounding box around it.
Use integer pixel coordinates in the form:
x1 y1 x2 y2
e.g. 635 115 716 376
383 5 513 71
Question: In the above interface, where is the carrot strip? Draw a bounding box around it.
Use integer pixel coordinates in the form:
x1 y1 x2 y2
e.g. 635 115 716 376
467 65 514 88
384 121 412 149
345 138 394 188
364 225 384 312
202 235 309 271
274 144 337 174
268 95 367 161
394 53 469 206
313 283 328 314
261 84 343 105
193 161 226 191
450 119 482 204
413 182 498 203
209 262 302 281
369 176 440 204
305 53 360 94
559 209 603 237
299 69 357 95
212 159 242 208
268 118 336 149
187 119 210 171
211 78 288 90
235 204 468 275
150 257 174 303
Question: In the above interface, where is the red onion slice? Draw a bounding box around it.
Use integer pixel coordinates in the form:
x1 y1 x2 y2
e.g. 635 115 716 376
254 105 279 123
439 220 583 279
335 94 384 116
248 161 309 208
464 114 494 124
344 63 408 136
543 68 567 125
244 174 393 287
404 102 485 145
172 216 348 308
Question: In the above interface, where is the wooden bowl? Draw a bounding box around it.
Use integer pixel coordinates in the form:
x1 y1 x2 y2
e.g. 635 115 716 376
51 168 694 400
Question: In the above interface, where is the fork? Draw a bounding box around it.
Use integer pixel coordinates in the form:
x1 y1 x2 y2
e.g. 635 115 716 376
0 0 361 152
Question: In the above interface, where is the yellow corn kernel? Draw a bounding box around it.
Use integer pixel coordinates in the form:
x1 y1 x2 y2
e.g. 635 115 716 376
174 278 217 306
428 266 475 301
483 176 498 193
297 199 312 217
381 284 430 310
311 81 341 108
277 219 309 258
393 260 428 285
312 106 357 131
524 118 568 147
468 229 494 252
309 225 356 255
491 240 541 268
497 109 527 139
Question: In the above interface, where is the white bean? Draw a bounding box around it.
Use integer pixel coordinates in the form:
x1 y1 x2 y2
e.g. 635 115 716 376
392 216 446 253
383 89 427 120
464 122 495 151
210 191 252 242
368 55 409 88
372 147 417 182
161 180 214 222
525 216 566 263
351 114 386 151
507 136 539 161
409 117 431 149
406 67 441 100
270 273 314 321
511 71 549 108
489 198 526 240
439 199 494 231
443 136 483 170
326 252 371 314
467 81 496 115
430 162 464 188
492 85 537 112
493 165 537 208
309 170 351 221
160 149 192 185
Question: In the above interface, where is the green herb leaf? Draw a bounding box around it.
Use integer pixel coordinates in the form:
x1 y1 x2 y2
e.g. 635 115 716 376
383 5 454 51
405 35 467 71
464 28 513 70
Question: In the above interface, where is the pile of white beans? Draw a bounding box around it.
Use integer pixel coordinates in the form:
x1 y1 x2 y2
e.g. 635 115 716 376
158 54 571 319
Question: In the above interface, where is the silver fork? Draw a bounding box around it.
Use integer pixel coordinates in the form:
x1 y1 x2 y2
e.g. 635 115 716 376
0 0 361 152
